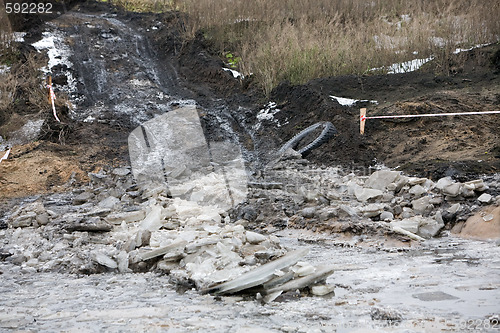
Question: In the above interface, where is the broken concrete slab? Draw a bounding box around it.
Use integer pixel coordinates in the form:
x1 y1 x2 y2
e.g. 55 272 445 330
138 239 188 261
417 216 444 238
203 248 309 295
412 196 432 215
105 210 146 224
355 187 383 202
266 265 335 294
478 193 493 204
65 217 112 233
365 170 401 191
92 251 118 269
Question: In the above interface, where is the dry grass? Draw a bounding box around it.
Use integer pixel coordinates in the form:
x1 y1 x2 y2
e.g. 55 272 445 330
176 0 500 95
111 0 176 13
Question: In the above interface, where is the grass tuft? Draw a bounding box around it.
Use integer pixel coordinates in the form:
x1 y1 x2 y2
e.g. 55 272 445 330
176 0 500 94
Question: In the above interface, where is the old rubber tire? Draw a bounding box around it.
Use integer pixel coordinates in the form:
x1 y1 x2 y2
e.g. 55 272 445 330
278 121 337 156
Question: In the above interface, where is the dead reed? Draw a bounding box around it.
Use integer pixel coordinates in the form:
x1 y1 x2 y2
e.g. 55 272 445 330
177 0 500 95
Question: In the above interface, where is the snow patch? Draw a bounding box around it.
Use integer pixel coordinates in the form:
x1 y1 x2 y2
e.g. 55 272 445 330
329 96 378 106
386 57 433 74
254 102 287 130
32 30 77 97
223 68 244 79
13 32 26 42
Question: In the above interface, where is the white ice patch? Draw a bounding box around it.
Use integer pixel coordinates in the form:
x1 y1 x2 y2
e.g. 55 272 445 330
329 96 378 106
386 57 433 74
375 43 492 75
453 43 490 54
256 102 280 121
254 102 287 130
223 68 244 79
0 64 10 74
13 32 26 42
83 116 95 123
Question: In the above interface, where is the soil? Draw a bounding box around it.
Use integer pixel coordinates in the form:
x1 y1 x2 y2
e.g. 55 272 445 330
1 0 500 200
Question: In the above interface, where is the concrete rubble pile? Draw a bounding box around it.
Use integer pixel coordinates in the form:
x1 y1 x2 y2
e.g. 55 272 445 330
2 154 499 300
244 155 500 240
0 166 336 301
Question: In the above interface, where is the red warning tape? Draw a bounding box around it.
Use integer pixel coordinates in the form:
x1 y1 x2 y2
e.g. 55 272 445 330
47 83 60 122
363 110 500 120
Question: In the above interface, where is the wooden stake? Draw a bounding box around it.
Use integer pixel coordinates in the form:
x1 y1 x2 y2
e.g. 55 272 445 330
360 108 366 135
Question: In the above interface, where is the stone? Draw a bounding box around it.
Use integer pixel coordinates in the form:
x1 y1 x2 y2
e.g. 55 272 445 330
442 183 462 197
354 187 383 202
363 204 385 218
435 211 444 224
447 203 461 214
436 177 454 190
311 284 336 296
73 191 93 205
204 248 309 295
92 252 118 269
482 214 494 222
411 196 432 215
461 187 476 198
291 262 316 277
381 193 394 202
112 167 130 176
409 185 427 196
417 216 444 238
477 193 493 204
98 196 120 209
105 210 146 224
380 211 394 221
266 265 335 294
339 205 359 218
140 205 163 231
245 231 267 244
116 250 130 273
401 207 414 219
391 225 425 241
326 190 341 200
139 240 188 261
65 217 112 232
390 217 420 234
365 170 401 190
464 179 487 192
429 196 443 205
408 177 427 186
11 213 36 228
318 208 338 221
35 212 50 226
300 207 316 218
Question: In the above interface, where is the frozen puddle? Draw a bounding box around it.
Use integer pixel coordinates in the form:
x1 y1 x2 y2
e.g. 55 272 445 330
1 233 499 332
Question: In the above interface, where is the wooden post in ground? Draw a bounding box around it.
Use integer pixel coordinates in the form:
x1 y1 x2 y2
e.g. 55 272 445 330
47 76 52 105
360 108 367 135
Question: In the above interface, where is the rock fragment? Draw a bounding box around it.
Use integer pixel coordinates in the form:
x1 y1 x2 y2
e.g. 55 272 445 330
365 170 401 191
477 193 492 204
